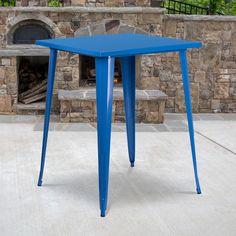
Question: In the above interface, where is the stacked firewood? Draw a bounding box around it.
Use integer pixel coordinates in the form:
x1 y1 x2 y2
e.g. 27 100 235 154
18 59 48 104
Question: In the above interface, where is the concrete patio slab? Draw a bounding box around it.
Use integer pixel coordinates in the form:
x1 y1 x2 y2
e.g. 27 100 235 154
194 120 236 154
0 114 235 236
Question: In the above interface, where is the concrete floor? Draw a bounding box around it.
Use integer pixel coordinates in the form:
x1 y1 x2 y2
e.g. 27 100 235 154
0 114 236 236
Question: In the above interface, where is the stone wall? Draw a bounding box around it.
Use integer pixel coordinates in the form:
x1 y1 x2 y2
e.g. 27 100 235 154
0 7 164 114
161 15 236 113
0 57 15 113
0 7 236 114
15 0 164 7
132 14 236 113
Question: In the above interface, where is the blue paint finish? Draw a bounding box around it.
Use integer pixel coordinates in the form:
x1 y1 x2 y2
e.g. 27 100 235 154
37 49 57 187
179 50 201 194
121 57 136 167
35 34 202 217
95 57 115 217
36 34 201 57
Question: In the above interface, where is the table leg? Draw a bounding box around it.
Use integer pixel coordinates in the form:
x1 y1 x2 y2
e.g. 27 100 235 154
38 49 58 186
121 56 136 167
95 56 115 217
179 50 201 194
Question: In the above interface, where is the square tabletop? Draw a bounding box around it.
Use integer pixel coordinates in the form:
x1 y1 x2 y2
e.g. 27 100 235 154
36 34 201 57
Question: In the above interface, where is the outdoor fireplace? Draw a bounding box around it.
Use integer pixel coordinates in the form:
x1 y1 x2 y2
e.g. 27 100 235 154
0 6 170 120
8 20 53 105
79 55 122 87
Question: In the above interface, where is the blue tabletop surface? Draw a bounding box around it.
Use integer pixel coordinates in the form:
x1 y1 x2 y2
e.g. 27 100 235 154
36 34 201 57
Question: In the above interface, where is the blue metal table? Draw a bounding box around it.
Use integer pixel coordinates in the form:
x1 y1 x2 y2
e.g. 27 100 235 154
36 34 202 217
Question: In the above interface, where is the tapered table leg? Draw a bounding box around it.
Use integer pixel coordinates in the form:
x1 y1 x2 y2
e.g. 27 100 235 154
121 56 136 167
179 50 201 194
38 49 58 186
95 56 115 217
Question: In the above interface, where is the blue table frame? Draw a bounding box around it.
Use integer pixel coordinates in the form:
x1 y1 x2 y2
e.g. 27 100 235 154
36 34 202 217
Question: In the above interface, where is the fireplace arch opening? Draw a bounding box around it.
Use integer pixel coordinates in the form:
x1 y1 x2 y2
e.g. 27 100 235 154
9 20 54 45
7 20 54 106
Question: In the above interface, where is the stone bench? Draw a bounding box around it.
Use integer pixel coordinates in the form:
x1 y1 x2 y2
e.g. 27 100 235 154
58 88 168 123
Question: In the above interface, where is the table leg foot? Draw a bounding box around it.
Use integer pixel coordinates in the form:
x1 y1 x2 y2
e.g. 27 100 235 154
197 187 202 194
121 56 136 167
100 210 106 217
37 179 43 187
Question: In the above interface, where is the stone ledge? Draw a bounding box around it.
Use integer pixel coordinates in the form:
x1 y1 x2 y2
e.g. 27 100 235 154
58 88 167 123
58 88 168 101
15 102 45 110
0 47 50 56
0 7 165 14
165 14 236 22
13 102 46 115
